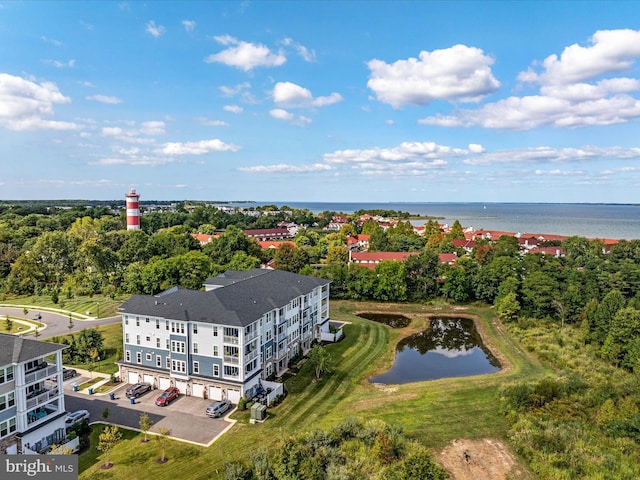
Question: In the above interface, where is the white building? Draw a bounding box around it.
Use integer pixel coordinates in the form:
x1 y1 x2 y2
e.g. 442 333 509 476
0 334 67 455
118 269 331 404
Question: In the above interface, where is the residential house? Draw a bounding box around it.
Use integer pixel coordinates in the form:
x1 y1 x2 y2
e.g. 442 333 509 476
346 234 371 251
349 251 419 268
0 334 67 455
243 228 292 241
118 269 331 404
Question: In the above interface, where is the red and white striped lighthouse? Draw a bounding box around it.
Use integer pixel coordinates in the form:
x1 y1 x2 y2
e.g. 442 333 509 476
125 188 141 230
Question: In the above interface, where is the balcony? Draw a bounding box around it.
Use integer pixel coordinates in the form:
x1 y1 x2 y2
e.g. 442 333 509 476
244 330 258 342
245 350 258 363
223 355 239 365
27 403 60 426
26 388 60 410
24 365 59 386
223 335 239 345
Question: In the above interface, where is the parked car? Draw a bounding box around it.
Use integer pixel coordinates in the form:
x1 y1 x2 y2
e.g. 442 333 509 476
125 382 152 398
205 399 232 418
62 368 78 381
155 387 180 406
65 410 89 429
34 312 41 320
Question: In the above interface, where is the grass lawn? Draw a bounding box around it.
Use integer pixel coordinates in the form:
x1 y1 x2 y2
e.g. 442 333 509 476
1 294 129 318
0 317 41 334
79 300 548 479
49 322 123 375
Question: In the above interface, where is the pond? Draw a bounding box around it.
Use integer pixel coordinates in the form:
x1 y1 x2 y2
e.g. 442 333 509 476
369 317 501 384
356 312 411 328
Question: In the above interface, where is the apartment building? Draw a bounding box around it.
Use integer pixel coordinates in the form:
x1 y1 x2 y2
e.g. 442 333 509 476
0 334 67 455
118 269 330 403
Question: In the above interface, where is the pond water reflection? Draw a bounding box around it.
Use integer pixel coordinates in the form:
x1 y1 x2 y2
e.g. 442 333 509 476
369 317 501 384
356 312 411 328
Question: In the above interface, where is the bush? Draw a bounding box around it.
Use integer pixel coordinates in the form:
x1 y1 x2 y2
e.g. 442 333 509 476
237 396 247 411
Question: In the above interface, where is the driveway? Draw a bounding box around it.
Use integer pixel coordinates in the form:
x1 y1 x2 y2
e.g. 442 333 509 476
63 380 235 446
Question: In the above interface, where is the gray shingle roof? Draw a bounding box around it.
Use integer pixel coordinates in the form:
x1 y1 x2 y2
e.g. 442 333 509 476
0 333 66 367
120 269 329 327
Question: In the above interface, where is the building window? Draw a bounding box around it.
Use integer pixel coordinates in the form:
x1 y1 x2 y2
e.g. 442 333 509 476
125 316 129 325
193 324 198 334
213 345 219 357
156 319 160 329
223 366 239 377
146 335 151 342
213 326 218 337
146 353 152 362
126 351 131 362
136 335 140 345
156 338 160 348
0 392 15 411
136 317 140 327
165 357 170 369
166 320 170 331
0 367 14 384
166 339 170 349
213 364 219 376
136 352 142 364
180 323 185 334
0 418 17 438
171 322 175 333
125 333 129 343
193 361 199 374
156 355 162 367
146 317 150 323
193 343 198 354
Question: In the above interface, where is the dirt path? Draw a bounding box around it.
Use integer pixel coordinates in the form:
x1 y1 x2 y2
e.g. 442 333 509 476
435 438 531 480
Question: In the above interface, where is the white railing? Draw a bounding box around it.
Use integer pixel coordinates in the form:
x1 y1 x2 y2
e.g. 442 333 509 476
223 336 239 345
224 356 239 365
245 350 258 362
244 330 258 342
24 365 58 385
26 389 59 409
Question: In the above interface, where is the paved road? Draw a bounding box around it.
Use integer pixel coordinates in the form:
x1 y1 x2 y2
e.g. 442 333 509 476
0 306 120 338
63 379 234 446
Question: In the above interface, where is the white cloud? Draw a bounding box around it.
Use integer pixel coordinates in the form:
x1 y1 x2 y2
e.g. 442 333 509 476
0 73 79 131
324 141 468 165
219 82 251 97
195 117 229 127
205 35 286 71
86 94 122 104
158 139 240 155
182 20 196 31
468 143 485 153
520 29 640 85
367 45 500 108
146 20 166 38
41 36 62 46
223 105 243 114
535 169 585 176
272 81 343 108
44 59 76 68
281 37 316 62
422 29 640 130
462 145 640 166
269 108 312 126
239 163 331 173
139 121 165 135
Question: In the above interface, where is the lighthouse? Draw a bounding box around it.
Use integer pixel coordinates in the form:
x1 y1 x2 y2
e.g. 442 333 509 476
125 188 141 230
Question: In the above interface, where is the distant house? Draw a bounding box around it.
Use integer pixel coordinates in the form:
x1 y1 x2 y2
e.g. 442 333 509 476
118 269 332 404
346 234 371 251
438 253 458 265
243 228 292 241
0 334 68 455
324 216 349 231
258 241 296 250
349 251 418 268
191 233 216 245
451 239 476 253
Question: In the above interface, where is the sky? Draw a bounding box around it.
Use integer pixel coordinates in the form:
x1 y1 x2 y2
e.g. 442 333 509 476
2 1 640 203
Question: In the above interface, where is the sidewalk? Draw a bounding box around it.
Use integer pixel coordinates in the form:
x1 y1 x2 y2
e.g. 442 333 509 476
67 367 114 396
0 304 96 320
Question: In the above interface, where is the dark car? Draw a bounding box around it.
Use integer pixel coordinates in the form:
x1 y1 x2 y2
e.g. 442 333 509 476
62 368 78 381
125 382 152 398
205 399 231 418
155 387 180 406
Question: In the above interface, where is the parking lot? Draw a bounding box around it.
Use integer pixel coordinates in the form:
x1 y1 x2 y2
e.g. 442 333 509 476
63 377 235 446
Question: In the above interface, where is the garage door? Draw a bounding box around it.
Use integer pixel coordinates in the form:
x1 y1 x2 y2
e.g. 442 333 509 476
143 374 155 386
227 389 241 404
209 386 222 401
158 377 171 390
175 380 188 395
127 372 139 384
192 383 205 398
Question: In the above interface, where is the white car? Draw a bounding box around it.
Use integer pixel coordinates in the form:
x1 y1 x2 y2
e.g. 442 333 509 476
65 410 90 428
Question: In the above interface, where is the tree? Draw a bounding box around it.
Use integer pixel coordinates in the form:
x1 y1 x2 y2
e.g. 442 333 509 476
404 250 439 301
102 407 110 421
308 345 333 380
448 220 465 240
273 243 308 273
97 425 122 468
374 261 407 302
139 411 153 443
156 426 171 463
521 270 560 318
4 315 12 332
495 292 521 322
601 307 640 369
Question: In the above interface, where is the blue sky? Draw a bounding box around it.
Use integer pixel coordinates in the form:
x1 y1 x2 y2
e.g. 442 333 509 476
2 1 640 203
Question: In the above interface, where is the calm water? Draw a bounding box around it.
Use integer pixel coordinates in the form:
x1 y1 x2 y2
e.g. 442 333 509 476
253 202 640 240
369 317 501 385
356 312 411 329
